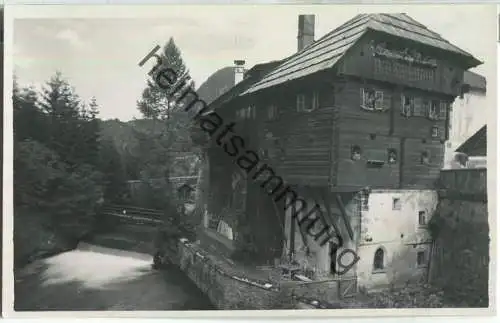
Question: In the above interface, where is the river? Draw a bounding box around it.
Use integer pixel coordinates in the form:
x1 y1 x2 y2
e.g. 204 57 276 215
14 242 215 311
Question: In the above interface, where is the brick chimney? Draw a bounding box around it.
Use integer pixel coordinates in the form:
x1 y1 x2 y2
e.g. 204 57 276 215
297 15 315 52
234 60 246 85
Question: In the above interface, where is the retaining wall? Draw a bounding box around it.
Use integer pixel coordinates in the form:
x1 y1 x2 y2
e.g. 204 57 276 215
429 168 489 307
171 239 281 310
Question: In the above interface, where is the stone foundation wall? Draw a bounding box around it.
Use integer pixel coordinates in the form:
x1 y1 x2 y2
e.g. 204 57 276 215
170 238 360 309
171 239 281 310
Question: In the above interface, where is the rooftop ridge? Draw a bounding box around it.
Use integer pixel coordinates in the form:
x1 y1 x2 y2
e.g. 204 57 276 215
242 13 481 95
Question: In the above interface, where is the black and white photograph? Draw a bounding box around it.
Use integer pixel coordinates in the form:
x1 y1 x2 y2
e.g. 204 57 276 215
3 3 496 317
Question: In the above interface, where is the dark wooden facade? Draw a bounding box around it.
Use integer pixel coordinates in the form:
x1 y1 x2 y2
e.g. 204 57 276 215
225 34 478 191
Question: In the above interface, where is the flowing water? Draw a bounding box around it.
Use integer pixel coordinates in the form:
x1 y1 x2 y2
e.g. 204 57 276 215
14 242 214 311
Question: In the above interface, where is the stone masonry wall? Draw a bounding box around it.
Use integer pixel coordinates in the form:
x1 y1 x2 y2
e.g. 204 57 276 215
171 239 281 310
429 169 489 307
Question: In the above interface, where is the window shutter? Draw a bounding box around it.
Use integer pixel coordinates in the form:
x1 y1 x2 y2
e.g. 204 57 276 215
374 91 384 110
439 101 448 120
413 97 423 116
401 95 412 117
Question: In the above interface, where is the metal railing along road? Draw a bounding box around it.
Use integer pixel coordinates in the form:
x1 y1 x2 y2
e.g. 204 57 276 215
101 204 169 225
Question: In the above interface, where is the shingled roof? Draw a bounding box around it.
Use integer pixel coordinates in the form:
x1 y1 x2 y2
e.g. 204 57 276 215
463 70 487 93
243 13 482 95
456 125 487 157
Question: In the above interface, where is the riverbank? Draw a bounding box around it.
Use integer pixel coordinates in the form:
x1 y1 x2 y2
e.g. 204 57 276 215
14 243 214 311
14 208 93 269
168 237 448 310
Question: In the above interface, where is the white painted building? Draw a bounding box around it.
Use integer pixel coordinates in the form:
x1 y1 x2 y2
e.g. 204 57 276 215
282 189 438 290
444 71 487 168
356 190 438 290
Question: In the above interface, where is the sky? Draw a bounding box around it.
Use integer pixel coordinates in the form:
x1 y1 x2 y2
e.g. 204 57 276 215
11 4 496 121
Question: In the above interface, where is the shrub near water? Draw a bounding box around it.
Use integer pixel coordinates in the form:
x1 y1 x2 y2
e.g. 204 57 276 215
14 74 107 266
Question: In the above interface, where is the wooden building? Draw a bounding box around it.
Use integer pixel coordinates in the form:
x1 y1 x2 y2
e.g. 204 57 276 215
191 13 481 285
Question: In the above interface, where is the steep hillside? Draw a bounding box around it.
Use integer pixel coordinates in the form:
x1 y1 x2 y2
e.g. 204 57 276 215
196 66 234 104
99 118 199 179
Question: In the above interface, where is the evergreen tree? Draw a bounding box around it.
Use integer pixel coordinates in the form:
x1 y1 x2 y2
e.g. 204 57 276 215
13 80 47 143
98 139 127 203
137 37 195 120
135 37 197 180
81 96 101 167
13 75 104 229
39 72 84 169
13 72 113 266
38 72 101 170
135 38 201 240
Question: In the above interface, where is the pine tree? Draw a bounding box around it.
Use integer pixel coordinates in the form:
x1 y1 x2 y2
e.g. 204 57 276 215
14 73 106 264
38 72 102 170
13 80 47 143
39 72 83 169
137 37 195 119
81 96 101 167
136 37 197 177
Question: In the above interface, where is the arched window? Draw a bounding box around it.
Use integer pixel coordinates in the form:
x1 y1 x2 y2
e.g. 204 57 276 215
373 248 385 271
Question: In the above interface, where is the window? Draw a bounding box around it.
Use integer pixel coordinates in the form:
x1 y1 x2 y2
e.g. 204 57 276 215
431 125 439 138
351 145 361 161
361 88 384 111
418 211 426 226
421 151 431 165
428 100 439 120
374 91 384 110
362 88 375 110
268 104 278 120
392 198 401 210
296 94 306 112
387 148 398 164
401 95 413 117
310 91 320 111
417 251 426 267
248 106 256 119
297 92 318 112
373 248 385 271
